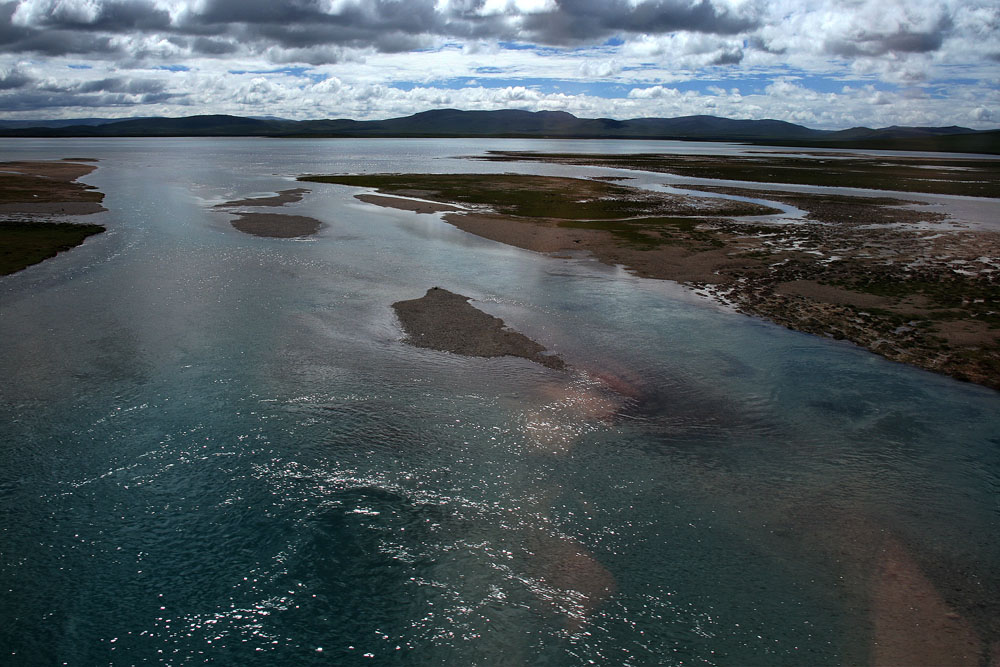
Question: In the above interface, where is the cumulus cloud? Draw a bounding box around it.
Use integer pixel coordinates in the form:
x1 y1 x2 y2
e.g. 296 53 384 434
0 0 996 128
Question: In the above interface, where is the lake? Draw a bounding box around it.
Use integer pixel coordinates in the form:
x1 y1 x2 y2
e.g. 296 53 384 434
1 138 998 665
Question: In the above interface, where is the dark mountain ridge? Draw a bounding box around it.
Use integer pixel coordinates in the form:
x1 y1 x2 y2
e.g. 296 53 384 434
1 109 996 153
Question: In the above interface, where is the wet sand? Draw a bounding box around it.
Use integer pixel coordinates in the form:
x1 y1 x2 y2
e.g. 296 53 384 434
214 187 310 208
341 170 999 390
356 193 463 214
0 159 108 274
0 159 107 216
215 186 324 238
229 212 322 238
392 287 565 369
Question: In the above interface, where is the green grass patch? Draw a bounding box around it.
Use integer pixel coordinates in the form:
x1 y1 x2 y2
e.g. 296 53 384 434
0 221 105 275
299 173 775 219
481 152 1000 198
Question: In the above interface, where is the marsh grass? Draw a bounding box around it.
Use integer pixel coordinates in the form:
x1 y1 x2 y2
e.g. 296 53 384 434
479 152 1000 198
0 221 105 275
299 173 777 219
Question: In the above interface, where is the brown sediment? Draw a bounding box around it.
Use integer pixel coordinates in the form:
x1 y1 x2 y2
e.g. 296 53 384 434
324 170 999 390
475 151 1000 198
229 212 322 238
676 184 950 226
0 159 107 216
356 193 463 214
0 160 108 275
521 528 617 632
214 187 310 208
871 537 982 667
392 287 565 369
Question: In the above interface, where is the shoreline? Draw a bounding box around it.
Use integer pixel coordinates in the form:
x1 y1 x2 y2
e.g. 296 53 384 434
307 169 999 390
0 159 107 275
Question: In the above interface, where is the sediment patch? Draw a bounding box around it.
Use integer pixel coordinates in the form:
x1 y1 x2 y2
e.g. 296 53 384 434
214 187 310 208
392 287 565 369
229 212 322 238
304 169 1000 390
0 159 107 275
0 159 106 216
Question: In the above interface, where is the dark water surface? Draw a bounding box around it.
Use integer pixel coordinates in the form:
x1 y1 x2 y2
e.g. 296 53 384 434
1 138 997 665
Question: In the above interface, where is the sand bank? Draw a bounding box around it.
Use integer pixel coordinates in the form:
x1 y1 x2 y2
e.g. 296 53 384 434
229 212 322 238
0 159 107 216
214 187 310 208
356 193 463 214
0 159 108 275
321 170 999 389
392 287 564 369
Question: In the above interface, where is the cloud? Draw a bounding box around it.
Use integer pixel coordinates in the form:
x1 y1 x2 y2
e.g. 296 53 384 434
12 0 171 31
0 63 28 88
521 0 760 44
0 0 996 129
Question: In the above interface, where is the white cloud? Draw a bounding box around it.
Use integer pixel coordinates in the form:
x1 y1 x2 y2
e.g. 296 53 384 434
0 0 996 128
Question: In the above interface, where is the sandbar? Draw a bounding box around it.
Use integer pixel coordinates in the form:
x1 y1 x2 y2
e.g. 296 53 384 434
305 169 1000 389
229 212 322 238
0 159 107 275
0 159 107 216
214 187 310 208
392 287 565 369
356 193 463 214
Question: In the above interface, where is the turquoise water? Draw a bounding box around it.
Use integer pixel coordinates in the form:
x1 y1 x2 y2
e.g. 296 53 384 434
1 138 998 665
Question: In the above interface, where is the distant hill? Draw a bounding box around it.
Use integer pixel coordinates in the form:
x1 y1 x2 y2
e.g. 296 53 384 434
1 110 996 153
0 117 151 129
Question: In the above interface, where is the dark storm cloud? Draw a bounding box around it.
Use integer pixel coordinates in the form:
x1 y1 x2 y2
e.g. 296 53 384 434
26 0 170 31
0 0 761 57
826 22 949 58
0 1 29 45
0 69 178 111
0 88 176 111
710 48 743 65
522 0 760 44
72 76 166 94
191 36 237 55
0 64 29 88
6 29 119 56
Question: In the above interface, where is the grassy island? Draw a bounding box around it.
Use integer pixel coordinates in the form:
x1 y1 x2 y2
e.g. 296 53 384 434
301 166 1000 390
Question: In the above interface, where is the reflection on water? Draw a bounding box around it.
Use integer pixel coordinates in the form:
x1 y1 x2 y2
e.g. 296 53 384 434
0 138 997 665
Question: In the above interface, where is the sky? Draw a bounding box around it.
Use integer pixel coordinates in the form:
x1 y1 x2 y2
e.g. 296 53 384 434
0 0 997 129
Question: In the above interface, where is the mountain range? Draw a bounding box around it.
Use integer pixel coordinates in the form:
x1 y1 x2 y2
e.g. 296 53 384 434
1 109 997 153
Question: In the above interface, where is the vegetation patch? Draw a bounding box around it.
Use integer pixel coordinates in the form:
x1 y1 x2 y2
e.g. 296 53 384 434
0 221 105 275
299 173 779 219
477 152 1000 198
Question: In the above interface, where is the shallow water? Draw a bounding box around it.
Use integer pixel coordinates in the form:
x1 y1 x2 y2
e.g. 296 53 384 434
1 138 998 665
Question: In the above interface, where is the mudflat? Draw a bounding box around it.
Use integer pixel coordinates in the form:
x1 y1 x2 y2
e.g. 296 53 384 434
0 159 107 275
215 186 324 237
214 187 310 208
304 166 1000 389
392 287 565 369
0 159 107 216
229 212 322 238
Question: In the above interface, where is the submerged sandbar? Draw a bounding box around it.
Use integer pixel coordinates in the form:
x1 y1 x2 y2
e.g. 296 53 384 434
214 187 310 208
392 287 565 369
